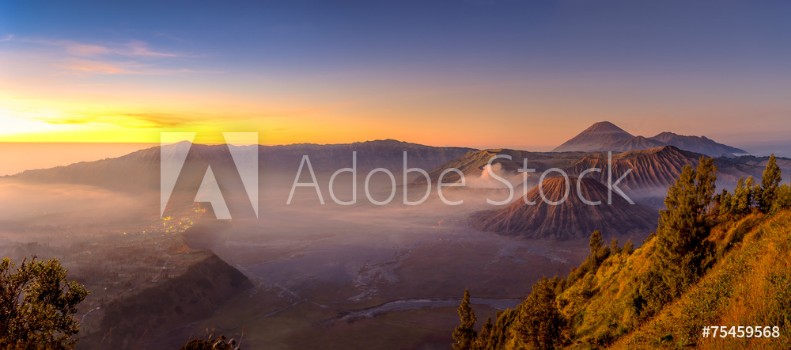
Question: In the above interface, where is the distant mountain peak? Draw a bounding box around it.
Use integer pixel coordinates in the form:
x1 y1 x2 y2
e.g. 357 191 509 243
649 132 746 157
585 121 632 135
554 121 747 157
553 121 634 152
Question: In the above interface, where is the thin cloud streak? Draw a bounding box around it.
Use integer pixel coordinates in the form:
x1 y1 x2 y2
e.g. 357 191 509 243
59 59 130 75
124 40 179 58
12 37 184 58
56 58 214 76
1 36 211 76
37 112 198 129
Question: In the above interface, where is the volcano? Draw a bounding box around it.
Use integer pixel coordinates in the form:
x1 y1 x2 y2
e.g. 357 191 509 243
553 121 635 153
470 177 657 240
553 121 746 157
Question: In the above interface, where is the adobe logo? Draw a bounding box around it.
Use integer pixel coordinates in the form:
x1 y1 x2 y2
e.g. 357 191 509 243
160 132 258 220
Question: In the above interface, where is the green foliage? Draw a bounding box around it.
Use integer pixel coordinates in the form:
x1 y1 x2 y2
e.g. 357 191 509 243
0 257 88 349
609 238 621 255
615 211 791 349
475 318 494 350
480 308 518 350
771 182 791 213
759 154 782 213
633 270 671 319
623 239 635 255
733 177 757 217
589 230 603 256
517 278 565 350
457 154 791 349
653 158 716 299
716 176 762 221
566 230 613 285
766 272 791 329
714 188 731 219
453 289 477 350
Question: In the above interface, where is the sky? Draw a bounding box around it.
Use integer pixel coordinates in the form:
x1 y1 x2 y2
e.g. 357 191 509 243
1 0 791 151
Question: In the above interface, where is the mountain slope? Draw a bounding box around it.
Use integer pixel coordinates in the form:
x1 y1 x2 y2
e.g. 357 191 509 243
553 121 746 157
420 149 585 185
465 209 791 349
566 146 695 193
649 132 747 157
606 136 667 152
612 212 791 349
470 177 657 239
567 146 766 204
553 121 635 152
10 140 474 191
78 251 253 349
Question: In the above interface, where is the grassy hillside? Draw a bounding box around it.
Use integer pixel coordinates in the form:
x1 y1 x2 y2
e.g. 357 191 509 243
613 212 790 349
454 155 790 350
461 212 790 350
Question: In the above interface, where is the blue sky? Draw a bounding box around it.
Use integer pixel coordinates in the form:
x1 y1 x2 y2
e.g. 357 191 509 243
1 0 790 153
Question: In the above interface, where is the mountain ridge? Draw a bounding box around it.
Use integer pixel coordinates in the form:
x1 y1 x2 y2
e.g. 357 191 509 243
470 176 657 240
553 121 747 157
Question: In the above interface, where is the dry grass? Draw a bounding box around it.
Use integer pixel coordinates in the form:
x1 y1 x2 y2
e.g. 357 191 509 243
611 211 791 349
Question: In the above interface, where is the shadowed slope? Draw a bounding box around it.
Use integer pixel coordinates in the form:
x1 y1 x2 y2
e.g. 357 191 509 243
650 131 747 157
470 177 657 240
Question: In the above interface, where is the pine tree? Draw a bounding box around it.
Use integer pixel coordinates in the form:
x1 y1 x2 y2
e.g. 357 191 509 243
771 182 791 213
715 188 733 219
759 154 782 213
609 238 621 255
589 230 603 254
695 156 718 217
654 157 716 298
475 318 493 350
588 230 610 264
518 278 564 350
453 289 477 350
623 239 635 255
735 177 757 217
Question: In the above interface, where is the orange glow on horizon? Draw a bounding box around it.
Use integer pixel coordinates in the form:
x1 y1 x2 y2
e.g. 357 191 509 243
0 92 567 149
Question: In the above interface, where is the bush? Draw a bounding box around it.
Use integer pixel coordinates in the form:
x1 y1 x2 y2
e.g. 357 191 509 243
0 257 88 349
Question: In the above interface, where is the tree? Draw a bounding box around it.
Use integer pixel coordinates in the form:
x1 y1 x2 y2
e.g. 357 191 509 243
623 239 635 255
453 289 477 350
694 156 718 217
180 333 241 350
715 188 733 219
771 182 791 213
0 257 88 349
588 230 610 264
589 230 603 256
567 231 612 284
475 318 493 350
634 270 671 319
609 238 621 255
732 177 756 217
759 154 782 213
654 157 716 298
518 278 565 350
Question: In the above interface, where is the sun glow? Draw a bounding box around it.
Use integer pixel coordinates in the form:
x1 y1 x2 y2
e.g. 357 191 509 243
0 105 77 136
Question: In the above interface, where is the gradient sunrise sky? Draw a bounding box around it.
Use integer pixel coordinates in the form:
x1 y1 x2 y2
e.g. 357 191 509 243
1 0 790 151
